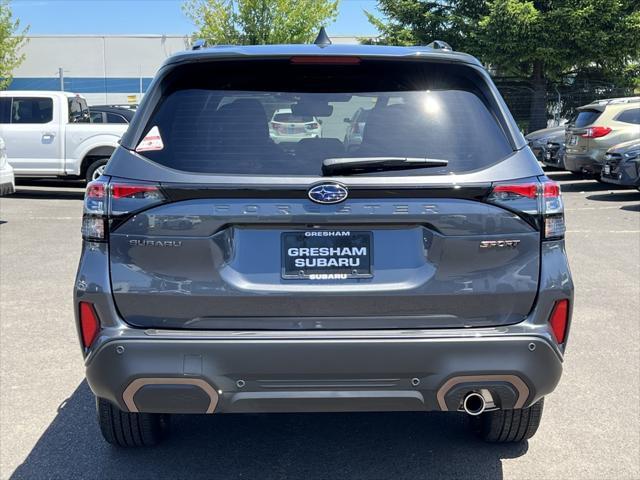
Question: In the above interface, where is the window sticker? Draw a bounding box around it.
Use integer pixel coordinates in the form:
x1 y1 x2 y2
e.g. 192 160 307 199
136 126 164 152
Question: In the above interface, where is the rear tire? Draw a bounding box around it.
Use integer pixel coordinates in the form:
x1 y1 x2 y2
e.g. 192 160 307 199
85 158 109 183
96 397 169 447
474 398 544 443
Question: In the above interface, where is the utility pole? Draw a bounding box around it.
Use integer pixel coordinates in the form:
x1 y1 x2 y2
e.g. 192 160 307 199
58 67 64 91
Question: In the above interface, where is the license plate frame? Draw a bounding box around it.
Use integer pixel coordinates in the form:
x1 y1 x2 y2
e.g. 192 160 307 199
281 231 373 280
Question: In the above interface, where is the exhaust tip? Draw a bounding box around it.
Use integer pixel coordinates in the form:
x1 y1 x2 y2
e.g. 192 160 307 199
462 392 486 416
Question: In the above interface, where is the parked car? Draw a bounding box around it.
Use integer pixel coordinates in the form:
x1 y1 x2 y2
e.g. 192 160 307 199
564 97 640 177
343 107 371 150
269 108 321 143
543 141 566 169
525 125 565 165
76 37 572 448
600 139 640 190
89 105 136 124
0 137 15 196
0 91 128 182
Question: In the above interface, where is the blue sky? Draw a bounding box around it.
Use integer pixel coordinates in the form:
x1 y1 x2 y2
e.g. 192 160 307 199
11 0 381 36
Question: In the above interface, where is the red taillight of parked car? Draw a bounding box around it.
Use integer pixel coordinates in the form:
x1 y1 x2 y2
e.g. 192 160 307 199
79 302 100 348
549 299 569 344
580 126 612 138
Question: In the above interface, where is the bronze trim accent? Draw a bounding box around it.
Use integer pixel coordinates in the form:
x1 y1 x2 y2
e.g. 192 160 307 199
436 374 529 411
122 378 219 413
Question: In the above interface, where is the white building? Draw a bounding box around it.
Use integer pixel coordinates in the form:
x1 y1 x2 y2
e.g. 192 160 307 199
9 35 365 105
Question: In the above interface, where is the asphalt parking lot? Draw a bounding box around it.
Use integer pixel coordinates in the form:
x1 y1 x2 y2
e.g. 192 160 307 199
0 172 638 480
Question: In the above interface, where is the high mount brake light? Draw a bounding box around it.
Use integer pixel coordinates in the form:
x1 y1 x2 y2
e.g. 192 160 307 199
81 181 166 241
290 56 361 65
488 179 565 240
580 126 612 138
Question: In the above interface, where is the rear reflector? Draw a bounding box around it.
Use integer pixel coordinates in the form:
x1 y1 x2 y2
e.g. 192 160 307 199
290 56 361 65
549 299 569 344
580 126 612 138
79 302 100 348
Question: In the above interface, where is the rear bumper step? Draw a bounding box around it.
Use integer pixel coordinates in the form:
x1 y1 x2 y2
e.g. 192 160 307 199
86 333 562 414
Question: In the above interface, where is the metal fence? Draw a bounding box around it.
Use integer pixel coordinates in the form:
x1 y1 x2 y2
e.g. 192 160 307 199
493 78 635 133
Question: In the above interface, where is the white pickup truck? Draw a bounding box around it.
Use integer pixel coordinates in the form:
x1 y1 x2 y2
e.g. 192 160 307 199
0 91 128 182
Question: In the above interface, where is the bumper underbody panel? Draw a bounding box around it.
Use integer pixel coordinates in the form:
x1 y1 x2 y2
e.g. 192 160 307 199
85 331 563 415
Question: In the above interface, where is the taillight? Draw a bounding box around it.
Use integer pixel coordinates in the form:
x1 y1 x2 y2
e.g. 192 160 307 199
491 183 537 199
541 179 565 239
549 299 569 344
488 178 565 240
580 126 612 138
306 122 319 130
81 180 166 241
82 180 108 241
79 301 100 348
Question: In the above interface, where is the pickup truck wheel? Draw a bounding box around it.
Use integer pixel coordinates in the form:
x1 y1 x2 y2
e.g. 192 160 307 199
96 397 169 447
474 398 544 443
85 158 109 183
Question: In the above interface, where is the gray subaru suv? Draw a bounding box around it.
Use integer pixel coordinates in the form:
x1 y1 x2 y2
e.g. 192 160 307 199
74 39 573 447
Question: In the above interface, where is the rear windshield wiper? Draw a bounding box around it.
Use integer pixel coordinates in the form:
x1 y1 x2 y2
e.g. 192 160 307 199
321 157 449 176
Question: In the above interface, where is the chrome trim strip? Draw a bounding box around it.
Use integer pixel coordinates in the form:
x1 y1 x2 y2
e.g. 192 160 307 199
122 378 219 413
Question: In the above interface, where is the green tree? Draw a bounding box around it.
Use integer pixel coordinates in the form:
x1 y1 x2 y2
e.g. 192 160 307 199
183 0 339 45
0 0 28 90
367 0 640 131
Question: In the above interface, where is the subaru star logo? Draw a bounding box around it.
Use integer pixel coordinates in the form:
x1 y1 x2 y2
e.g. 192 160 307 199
308 183 348 204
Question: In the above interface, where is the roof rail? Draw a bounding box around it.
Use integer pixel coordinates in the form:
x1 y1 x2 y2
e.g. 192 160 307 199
191 39 207 51
426 40 453 51
588 96 640 106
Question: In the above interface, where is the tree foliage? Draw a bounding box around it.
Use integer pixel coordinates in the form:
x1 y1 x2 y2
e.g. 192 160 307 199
183 0 339 45
0 0 28 90
367 0 640 130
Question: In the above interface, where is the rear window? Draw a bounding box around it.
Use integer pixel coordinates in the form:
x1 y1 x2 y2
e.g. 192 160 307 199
273 112 314 123
4 97 53 124
615 108 640 125
574 109 602 128
134 60 513 176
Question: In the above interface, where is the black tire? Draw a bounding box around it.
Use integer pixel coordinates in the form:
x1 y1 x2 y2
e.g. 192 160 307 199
96 397 169 447
475 398 544 443
85 158 109 183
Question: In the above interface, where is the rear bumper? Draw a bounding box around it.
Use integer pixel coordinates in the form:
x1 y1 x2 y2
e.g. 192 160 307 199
564 153 601 175
76 240 573 416
601 163 640 187
0 167 15 196
85 329 563 415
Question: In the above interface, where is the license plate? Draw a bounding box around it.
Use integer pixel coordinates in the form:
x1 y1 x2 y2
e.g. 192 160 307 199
604 165 611 175
282 231 372 280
